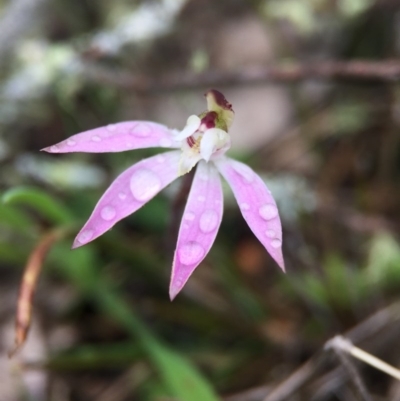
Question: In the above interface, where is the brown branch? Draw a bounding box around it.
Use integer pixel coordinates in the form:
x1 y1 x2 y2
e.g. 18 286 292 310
327 340 373 401
9 227 70 357
82 60 400 93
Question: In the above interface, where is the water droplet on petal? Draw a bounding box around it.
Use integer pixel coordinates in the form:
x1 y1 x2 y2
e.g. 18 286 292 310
50 145 59 152
91 135 101 142
271 239 282 248
156 155 165 163
118 192 127 200
107 124 117 132
265 229 276 238
130 169 161 202
159 138 172 147
232 162 254 183
77 229 94 244
259 204 278 220
67 139 76 146
240 203 250 211
197 195 205 202
179 241 205 265
199 210 219 233
184 211 195 221
131 123 151 137
101 206 116 221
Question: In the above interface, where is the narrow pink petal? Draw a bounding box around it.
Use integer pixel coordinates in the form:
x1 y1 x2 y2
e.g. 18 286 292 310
215 157 285 271
73 150 180 248
42 121 180 153
169 161 223 300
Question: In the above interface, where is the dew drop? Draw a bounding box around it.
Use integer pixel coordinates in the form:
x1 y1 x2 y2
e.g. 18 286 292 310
67 139 76 146
118 192 127 200
159 138 172 147
232 162 254 183
271 239 282 248
107 124 117 132
184 211 195 221
91 135 101 142
101 206 116 221
77 229 94 244
131 123 151 137
197 195 205 202
199 210 219 233
265 229 276 238
50 145 59 152
130 169 161 202
259 204 278 220
240 203 250 211
178 241 205 265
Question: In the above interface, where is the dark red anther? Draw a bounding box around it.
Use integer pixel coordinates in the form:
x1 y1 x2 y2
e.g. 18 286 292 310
187 136 196 148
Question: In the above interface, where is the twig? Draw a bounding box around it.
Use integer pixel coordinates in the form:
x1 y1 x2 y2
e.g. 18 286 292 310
224 385 271 401
82 60 400 93
262 353 328 401
326 336 400 382
9 227 71 357
326 337 373 401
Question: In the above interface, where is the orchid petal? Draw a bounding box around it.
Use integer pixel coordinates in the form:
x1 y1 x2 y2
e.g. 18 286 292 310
170 161 223 300
200 128 230 162
42 121 180 154
72 150 180 248
173 115 201 141
215 157 285 271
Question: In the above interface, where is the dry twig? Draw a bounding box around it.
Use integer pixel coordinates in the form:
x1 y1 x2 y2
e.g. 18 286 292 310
9 227 68 357
82 60 400 93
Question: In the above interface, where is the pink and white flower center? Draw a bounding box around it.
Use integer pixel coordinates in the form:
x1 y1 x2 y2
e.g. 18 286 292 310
175 113 231 175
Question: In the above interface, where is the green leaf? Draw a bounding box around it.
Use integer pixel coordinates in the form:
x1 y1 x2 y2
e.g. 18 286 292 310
47 342 142 370
0 203 37 235
366 232 400 287
150 343 220 401
3 186 74 225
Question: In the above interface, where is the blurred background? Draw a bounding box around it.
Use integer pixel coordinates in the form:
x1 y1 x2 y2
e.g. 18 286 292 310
1 0 400 400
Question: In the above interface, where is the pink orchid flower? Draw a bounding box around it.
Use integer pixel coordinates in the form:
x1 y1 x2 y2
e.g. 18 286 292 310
43 90 285 299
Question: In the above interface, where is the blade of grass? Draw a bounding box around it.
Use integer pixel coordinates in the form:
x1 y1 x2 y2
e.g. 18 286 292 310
3 187 74 225
0 203 37 235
